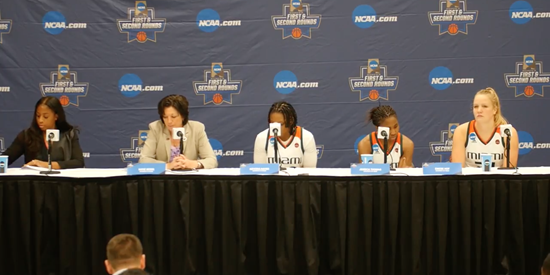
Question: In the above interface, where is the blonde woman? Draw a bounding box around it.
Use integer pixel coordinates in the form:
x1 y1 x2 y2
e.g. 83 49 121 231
451 87 519 168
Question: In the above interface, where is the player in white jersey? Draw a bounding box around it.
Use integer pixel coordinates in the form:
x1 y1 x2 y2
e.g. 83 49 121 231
451 87 519 168
253 101 317 168
357 105 414 168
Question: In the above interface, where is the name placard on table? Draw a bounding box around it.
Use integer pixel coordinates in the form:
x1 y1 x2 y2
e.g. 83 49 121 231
127 163 166 175
350 163 390 175
240 163 280 175
422 162 462 175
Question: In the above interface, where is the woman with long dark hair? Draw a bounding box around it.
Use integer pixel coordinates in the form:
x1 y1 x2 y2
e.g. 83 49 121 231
2 96 85 168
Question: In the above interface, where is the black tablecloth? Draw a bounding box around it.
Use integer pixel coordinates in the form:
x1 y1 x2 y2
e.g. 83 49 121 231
0 174 549 275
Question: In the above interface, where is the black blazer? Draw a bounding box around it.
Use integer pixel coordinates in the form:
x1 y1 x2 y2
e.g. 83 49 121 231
2 128 85 169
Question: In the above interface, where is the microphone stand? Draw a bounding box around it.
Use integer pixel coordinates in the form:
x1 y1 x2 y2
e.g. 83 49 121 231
498 134 514 170
40 134 60 175
382 131 395 171
272 128 286 170
177 131 184 154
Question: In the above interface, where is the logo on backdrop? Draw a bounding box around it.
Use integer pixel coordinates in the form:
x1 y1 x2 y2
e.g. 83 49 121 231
272 0 321 39
0 84 9 93
316 145 324 159
209 138 244 160
42 11 87 35
118 74 163 98
352 5 398 29
517 130 550 155
429 123 459 161
120 130 149 163
509 1 550 25
196 9 242 33
117 1 166 43
349 59 399 101
428 0 478 35
193 63 243 105
504 55 550 97
429 66 474 90
0 11 12 43
40 65 89 107
273 70 319 94
0 137 4 154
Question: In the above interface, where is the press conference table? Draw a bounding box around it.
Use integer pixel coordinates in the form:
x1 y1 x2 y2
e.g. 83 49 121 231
0 167 549 275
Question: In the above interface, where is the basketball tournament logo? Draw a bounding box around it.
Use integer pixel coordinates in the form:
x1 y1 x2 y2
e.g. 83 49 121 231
120 130 149 163
39 65 89 107
0 10 12 43
509 1 550 25
272 0 321 39
429 66 474 90
316 145 324 159
42 11 87 35
429 123 459 161
209 138 244 160
349 59 399 101
117 1 166 43
193 63 243 105
273 70 319 94
352 5 398 29
428 0 478 35
118 74 164 98
196 9 242 33
505 55 550 97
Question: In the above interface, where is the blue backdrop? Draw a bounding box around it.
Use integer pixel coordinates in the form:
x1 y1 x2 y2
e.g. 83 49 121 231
1 0 549 168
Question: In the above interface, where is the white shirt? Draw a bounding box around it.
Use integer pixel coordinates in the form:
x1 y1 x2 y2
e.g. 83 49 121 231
368 132 403 169
464 120 505 168
253 126 317 168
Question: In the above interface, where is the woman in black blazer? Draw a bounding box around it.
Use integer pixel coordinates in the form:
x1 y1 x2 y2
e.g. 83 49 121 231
2 96 85 169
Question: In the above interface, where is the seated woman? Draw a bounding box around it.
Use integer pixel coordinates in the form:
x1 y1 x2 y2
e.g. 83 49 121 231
357 105 414 168
139 94 217 169
451 87 519 168
2 96 85 168
253 101 317 168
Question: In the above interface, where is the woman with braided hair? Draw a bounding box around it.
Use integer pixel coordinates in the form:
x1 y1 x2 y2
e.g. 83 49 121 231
357 105 414 168
253 101 317 168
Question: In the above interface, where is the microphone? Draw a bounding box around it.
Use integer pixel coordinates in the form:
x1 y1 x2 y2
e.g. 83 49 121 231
269 123 281 167
377 126 394 170
498 124 514 170
40 129 60 175
172 127 186 156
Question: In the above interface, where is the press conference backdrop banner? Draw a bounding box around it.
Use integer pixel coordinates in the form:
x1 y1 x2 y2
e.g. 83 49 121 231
0 0 549 168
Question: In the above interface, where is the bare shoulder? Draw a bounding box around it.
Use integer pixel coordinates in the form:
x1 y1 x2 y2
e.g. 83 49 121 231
453 122 469 138
401 134 414 147
358 134 371 148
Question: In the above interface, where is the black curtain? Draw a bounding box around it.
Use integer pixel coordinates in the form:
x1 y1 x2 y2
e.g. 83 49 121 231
0 175 549 275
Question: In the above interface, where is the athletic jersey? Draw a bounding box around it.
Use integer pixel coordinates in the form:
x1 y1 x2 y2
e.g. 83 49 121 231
253 126 317 168
464 120 504 168
368 132 403 169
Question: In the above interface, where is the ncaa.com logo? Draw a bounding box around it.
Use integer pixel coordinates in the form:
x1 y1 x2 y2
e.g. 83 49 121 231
273 70 319 94
42 11 87 35
429 66 474 90
352 5 398 29
509 1 550 24
196 9 241 33
118 74 163 98
209 138 244 160
518 131 550 155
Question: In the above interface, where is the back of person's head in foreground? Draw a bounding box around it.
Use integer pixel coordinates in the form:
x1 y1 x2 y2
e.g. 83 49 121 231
105 234 145 274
